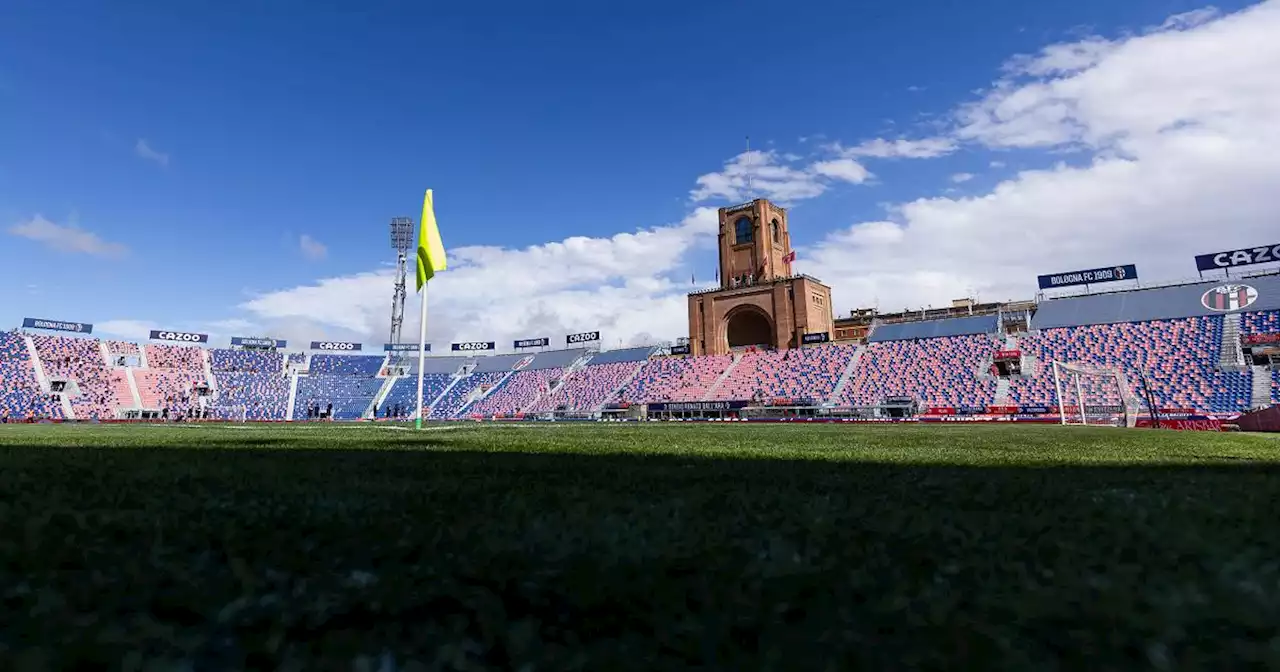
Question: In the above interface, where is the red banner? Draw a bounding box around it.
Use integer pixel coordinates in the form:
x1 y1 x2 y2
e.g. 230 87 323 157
993 350 1022 361
1242 333 1280 346
987 405 1020 414
927 406 957 415
1135 418 1223 431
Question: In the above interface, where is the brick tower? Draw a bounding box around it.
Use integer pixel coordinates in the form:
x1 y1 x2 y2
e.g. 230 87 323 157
686 199 833 356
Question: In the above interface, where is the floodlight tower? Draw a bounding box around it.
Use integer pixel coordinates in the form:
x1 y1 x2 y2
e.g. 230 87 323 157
389 217 415 347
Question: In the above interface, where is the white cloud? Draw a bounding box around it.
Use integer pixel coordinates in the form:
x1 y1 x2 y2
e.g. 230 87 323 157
834 136 958 159
299 234 327 261
8 215 128 258
802 0 1280 314
989 160 1006 168
228 1 1280 347
950 172 975 183
1155 7 1221 31
97 320 157 339
690 150 870 203
239 209 720 348
134 138 169 167
810 159 871 184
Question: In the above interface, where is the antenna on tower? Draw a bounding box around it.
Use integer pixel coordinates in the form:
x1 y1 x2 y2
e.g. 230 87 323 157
388 217 414 348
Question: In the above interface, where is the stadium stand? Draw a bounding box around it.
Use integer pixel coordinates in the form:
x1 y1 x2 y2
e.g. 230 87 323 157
210 372 289 420
145 344 204 371
469 367 562 415
1238 310 1280 405
134 343 209 417
376 356 465 418
5 273 1275 421
209 349 288 420
430 371 507 418
838 335 1000 408
529 360 644 412
617 355 733 403
379 374 453 419
1241 310 1280 336
0 332 59 420
134 369 207 416
1009 317 1251 413
523 347 653 412
105 340 140 355
296 354 387 420
309 354 384 377
210 349 284 374
32 334 118 420
709 344 858 402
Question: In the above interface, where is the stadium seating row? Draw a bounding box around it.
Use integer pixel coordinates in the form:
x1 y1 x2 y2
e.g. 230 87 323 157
469 367 562 416
0 332 59 420
5 311 1280 420
1009 318 1252 413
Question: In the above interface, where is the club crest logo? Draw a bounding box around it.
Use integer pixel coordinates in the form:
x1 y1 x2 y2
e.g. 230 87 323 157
1201 284 1258 312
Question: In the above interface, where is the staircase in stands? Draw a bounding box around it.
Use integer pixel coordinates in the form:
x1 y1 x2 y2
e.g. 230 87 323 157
201 350 216 390
827 345 865 404
593 360 648 412
286 374 299 421
22 335 50 393
123 368 143 408
369 376 397 418
991 333 1020 406
992 378 1012 406
1250 365 1272 409
523 352 596 413
457 371 515 417
1220 313 1246 371
702 353 743 401
423 374 464 419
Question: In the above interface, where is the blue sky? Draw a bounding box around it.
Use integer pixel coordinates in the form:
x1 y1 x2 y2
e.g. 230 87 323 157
2 0 1276 349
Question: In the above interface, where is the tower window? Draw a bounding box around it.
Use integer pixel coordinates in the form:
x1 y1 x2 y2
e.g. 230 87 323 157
771 219 780 243
734 216 753 245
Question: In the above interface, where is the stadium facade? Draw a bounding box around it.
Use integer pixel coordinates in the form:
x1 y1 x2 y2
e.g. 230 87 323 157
2 204 1278 424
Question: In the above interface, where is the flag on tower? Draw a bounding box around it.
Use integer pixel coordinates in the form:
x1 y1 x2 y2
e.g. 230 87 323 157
783 250 796 264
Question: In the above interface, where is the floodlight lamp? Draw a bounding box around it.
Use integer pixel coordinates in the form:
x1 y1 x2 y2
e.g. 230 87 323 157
390 217 414 253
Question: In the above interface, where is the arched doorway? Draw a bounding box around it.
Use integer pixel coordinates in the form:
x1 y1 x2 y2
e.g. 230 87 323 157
725 307 775 349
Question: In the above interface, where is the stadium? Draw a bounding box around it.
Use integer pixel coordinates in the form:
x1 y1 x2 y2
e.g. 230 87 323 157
4 200 1278 429
3 200 1280 666
7 0 1280 666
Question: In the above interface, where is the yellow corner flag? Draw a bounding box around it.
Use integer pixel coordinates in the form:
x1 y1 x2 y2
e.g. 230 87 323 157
416 189 447 291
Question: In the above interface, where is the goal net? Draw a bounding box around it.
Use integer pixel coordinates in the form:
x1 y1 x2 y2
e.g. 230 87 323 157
1051 361 1130 427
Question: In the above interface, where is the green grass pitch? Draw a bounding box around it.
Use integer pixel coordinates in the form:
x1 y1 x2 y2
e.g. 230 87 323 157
2 422 1278 669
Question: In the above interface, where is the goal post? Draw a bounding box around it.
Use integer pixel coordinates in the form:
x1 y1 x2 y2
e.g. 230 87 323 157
1051 361 1130 427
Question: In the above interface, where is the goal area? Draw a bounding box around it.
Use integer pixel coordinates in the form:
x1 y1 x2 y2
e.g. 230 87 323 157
1051 361 1131 427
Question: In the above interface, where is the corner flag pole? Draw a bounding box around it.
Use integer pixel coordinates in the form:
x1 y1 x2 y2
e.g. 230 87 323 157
415 285 428 430
413 188 448 430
